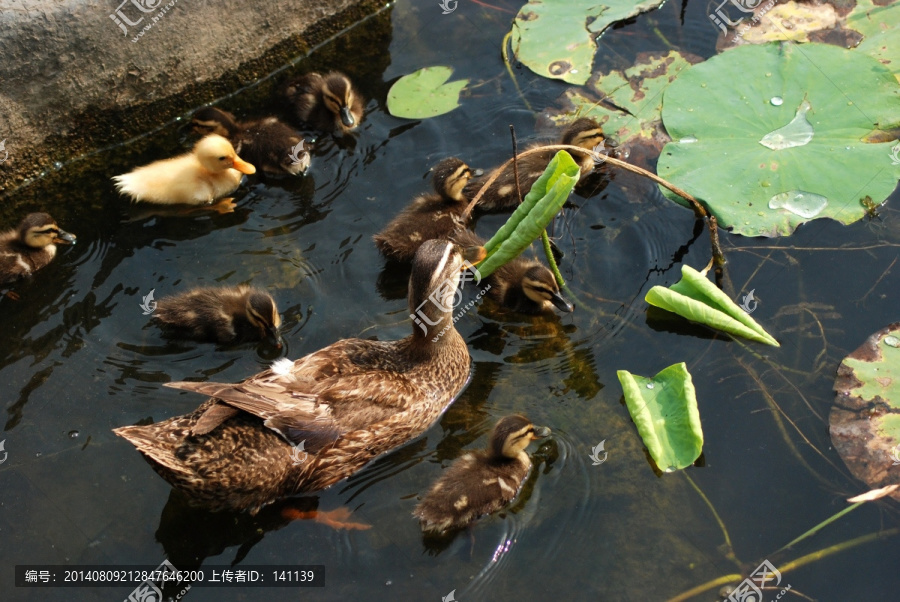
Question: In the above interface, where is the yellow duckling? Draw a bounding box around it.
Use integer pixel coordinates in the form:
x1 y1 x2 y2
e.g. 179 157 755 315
452 229 573 314
113 134 256 205
0 213 76 285
153 285 281 345
373 158 473 262
466 118 605 212
414 414 550 534
191 107 310 176
284 71 365 134
114 240 486 513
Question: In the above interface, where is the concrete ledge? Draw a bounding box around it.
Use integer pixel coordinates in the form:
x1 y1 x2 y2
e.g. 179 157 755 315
0 0 383 193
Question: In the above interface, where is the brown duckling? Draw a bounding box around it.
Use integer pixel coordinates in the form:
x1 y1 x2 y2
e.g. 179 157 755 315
153 285 281 346
452 229 573 314
114 240 486 513
113 134 256 205
414 414 550 534
191 107 310 176
465 117 605 212
0 213 76 285
373 158 473 262
284 71 364 134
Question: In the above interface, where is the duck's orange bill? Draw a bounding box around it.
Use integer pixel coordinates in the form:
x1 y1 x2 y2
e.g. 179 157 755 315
461 245 487 268
232 156 257 175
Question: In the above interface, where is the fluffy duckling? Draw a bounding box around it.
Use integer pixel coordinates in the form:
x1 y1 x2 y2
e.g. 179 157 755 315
452 229 573 314
114 240 486 512
414 414 550 534
284 71 364 134
0 213 76 284
191 107 310 176
113 134 256 205
153 285 281 345
373 158 473 262
465 118 605 212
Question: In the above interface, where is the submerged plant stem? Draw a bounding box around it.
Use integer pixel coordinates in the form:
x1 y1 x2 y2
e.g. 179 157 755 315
684 472 738 566
501 31 533 111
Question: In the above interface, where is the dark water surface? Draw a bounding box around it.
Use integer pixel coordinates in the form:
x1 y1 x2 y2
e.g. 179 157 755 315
2 1 899 600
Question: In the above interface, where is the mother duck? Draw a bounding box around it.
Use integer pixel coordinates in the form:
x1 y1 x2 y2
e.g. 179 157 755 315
115 239 485 513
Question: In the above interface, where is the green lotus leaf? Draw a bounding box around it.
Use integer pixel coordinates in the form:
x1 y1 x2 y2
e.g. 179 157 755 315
645 265 779 346
386 66 468 119
478 151 579 277
617 363 703 472
849 0 900 80
511 0 664 85
831 323 900 503
657 42 900 237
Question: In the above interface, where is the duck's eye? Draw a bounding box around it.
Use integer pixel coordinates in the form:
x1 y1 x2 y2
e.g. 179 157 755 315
218 156 228 161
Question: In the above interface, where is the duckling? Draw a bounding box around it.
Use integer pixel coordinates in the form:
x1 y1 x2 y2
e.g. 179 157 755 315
113 134 256 205
114 240 487 513
153 285 281 346
284 71 364 134
373 158 473 262
0 213 76 284
451 229 573 314
191 107 310 176
465 118 605 212
414 414 550 534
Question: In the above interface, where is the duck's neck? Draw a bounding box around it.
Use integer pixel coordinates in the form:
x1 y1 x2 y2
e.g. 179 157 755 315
408 287 458 346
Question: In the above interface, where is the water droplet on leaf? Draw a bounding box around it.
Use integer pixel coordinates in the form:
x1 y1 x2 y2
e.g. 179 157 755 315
770 96 783 106
768 190 828 218
884 336 900 348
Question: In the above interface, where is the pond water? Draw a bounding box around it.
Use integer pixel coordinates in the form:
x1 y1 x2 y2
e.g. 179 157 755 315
2 1 899 600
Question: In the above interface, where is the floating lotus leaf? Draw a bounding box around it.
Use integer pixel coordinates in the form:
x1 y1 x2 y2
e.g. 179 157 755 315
544 51 697 154
831 323 900 503
386 66 468 119
658 42 900 237
510 0 664 85
848 0 900 81
645 265 779 346
618 363 703 472
478 151 580 277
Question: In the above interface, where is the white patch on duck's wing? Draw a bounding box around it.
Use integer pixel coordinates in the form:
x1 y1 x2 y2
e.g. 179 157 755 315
496 477 517 497
15 256 31 273
453 495 469 510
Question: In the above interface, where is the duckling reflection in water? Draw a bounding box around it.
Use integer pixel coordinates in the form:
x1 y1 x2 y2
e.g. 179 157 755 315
152 285 281 346
414 414 550 534
0 213 76 285
191 107 310 176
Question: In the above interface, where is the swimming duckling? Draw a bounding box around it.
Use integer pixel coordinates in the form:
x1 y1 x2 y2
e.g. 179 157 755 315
113 134 256 205
452 229 573 314
414 414 550 534
373 158 473 262
191 107 310 176
465 118 605 212
153 285 281 345
284 71 364 134
0 213 76 285
115 240 485 512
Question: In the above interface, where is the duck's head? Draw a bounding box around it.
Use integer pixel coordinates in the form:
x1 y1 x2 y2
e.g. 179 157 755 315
194 134 256 175
522 265 573 313
409 240 486 339
245 290 282 347
560 117 605 151
18 213 76 248
191 107 239 138
321 72 362 132
490 414 551 460
432 158 473 202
